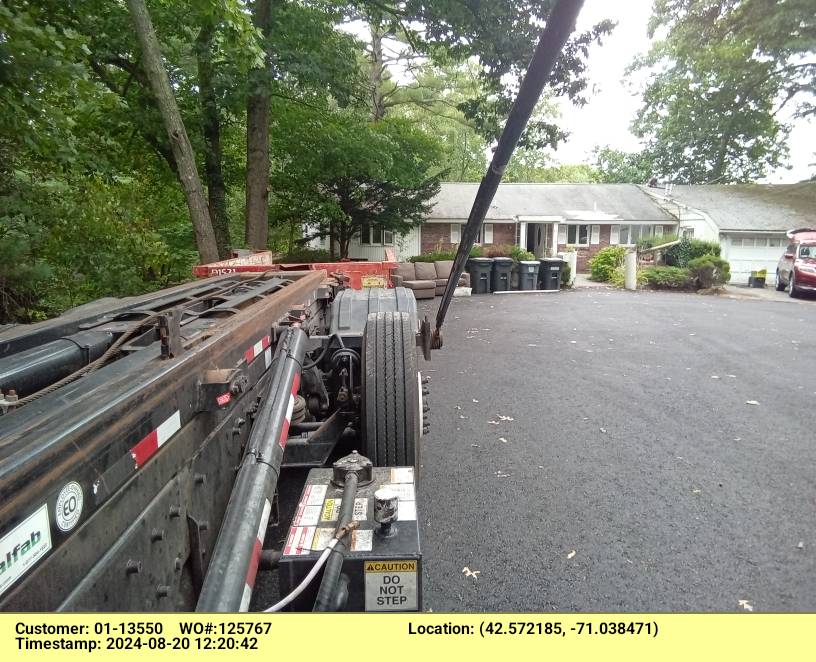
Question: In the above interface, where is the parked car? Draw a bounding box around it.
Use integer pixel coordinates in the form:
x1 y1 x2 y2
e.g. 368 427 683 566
776 229 816 297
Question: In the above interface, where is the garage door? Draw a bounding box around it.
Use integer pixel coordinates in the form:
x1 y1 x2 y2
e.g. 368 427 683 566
724 235 786 284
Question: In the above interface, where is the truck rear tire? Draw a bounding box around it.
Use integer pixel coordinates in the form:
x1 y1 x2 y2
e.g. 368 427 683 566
362 312 420 469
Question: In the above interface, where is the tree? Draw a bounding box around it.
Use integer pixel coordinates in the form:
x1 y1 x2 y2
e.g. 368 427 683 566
269 105 443 259
629 0 812 182
592 146 654 184
351 1 614 148
126 0 218 263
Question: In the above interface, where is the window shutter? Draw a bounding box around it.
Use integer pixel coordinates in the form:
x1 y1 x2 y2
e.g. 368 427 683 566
610 225 620 245
558 225 567 245
484 223 494 244
450 223 460 244
590 225 601 245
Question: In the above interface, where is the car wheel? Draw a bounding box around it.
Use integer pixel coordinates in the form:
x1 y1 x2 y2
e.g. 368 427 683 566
775 271 786 291
789 271 798 298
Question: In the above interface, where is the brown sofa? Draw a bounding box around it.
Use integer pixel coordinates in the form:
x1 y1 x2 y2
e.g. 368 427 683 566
391 260 471 299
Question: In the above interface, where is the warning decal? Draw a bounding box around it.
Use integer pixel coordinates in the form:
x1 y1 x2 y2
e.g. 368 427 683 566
382 483 415 502
321 499 341 522
351 529 373 552
390 467 414 484
397 500 417 521
364 559 417 611
311 528 334 551
292 504 321 527
283 526 315 556
302 484 327 506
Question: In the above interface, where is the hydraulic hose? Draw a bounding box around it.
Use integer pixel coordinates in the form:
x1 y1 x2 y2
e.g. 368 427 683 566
312 472 359 611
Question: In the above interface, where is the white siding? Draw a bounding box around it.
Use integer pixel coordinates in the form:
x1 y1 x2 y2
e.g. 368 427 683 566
721 233 787 284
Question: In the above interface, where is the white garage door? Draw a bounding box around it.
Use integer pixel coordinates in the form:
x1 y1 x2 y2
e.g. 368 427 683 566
724 235 786 284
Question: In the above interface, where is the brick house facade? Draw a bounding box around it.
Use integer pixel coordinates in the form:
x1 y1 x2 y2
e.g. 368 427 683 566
420 222 515 254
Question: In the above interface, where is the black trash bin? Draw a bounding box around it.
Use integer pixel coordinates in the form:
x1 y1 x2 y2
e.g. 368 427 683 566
516 260 540 290
491 257 513 292
466 257 493 294
539 258 563 290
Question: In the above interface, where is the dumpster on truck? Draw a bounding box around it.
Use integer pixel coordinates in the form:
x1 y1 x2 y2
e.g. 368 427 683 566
192 250 397 290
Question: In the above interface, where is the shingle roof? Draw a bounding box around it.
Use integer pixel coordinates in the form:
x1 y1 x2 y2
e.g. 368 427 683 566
662 183 816 232
428 183 674 222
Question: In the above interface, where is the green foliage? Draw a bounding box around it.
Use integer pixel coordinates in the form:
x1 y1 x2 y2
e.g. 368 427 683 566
560 261 572 288
664 237 721 267
509 246 535 262
640 266 695 289
409 244 482 262
688 255 731 288
630 0 800 182
592 146 654 184
0 214 53 323
589 246 627 282
270 105 443 259
636 234 678 250
274 248 332 264
410 250 455 263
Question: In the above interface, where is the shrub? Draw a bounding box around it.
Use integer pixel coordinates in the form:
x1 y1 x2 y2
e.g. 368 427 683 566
560 261 572 288
481 243 515 258
664 237 721 267
610 265 647 288
589 246 626 281
275 248 332 263
409 249 455 262
509 245 535 262
688 255 730 288
636 234 678 250
640 266 694 290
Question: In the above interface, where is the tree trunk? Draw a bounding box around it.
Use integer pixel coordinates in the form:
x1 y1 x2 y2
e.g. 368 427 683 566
196 23 230 258
329 221 336 260
370 21 386 121
245 0 273 250
126 0 219 264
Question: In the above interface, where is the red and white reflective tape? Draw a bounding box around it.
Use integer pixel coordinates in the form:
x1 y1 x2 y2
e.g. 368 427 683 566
130 411 181 469
278 372 301 450
244 335 271 366
239 498 272 611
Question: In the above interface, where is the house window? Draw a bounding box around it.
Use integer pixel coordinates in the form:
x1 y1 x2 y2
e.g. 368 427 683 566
567 224 590 246
453 223 493 244
614 224 661 245
682 228 694 239
360 224 393 246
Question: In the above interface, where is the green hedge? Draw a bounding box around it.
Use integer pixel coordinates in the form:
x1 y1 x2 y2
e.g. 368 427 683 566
664 237 721 267
640 266 695 289
588 246 626 282
688 255 730 288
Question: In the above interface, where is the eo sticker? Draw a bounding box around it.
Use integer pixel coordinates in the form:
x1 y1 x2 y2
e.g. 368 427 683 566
55 482 84 532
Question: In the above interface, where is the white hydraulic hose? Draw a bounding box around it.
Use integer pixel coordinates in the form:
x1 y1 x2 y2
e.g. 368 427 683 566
263 522 357 612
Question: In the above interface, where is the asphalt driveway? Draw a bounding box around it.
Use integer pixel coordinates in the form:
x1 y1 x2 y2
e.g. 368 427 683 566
415 288 816 612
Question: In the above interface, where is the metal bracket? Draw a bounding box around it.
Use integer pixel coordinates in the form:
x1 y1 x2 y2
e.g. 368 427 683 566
158 308 184 359
197 368 248 412
417 316 434 361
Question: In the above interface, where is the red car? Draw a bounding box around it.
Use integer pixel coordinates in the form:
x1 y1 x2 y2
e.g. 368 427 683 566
776 229 816 297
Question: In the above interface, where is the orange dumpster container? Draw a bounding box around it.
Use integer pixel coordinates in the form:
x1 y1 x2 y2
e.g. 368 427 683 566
193 251 397 290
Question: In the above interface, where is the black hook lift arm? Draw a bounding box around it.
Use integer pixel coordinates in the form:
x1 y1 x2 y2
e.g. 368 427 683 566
433 0 586 345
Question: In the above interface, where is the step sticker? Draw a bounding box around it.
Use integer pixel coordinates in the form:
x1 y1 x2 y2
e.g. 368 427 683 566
0 504 52 597
381 483 415 502
364 560 417 611
353 498 369 521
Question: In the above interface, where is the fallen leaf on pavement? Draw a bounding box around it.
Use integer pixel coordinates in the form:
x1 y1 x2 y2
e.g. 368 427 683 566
745 400 760 406
488 420 500 425
599 427 607 433
711 375 720 379
472 399 479 403
498 415 514 421
567 550 576 559
462 567 481 579
738 599 753 612
692 488 702 494
498 437 508 444
797 541 804 549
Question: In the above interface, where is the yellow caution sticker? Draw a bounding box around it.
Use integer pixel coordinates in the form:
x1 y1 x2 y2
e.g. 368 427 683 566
364 559 418 611
321 498 341 522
